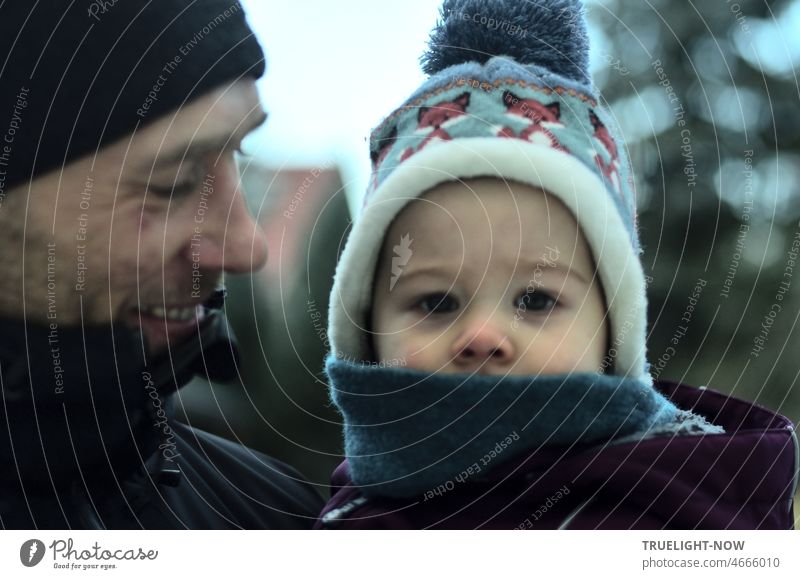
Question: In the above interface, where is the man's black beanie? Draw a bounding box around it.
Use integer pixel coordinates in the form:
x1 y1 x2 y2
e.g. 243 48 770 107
0 0 265 195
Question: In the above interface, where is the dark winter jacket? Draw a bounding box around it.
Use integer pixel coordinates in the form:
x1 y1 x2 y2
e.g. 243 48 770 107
0 297 323 529
317 379 798 529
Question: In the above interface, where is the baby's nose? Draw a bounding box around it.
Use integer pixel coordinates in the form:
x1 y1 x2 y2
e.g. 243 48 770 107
452 318 515 368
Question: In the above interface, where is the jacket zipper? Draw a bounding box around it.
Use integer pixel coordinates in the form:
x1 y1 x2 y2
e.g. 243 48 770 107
789 426 799 519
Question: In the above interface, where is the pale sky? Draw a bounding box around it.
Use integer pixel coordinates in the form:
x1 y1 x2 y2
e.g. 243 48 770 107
237 0 800 214
239 0 443 209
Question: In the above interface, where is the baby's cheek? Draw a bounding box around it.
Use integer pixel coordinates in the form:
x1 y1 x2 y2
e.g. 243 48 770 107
515 328 574 374
549 328 602 373
399 337 448 373
375 332 431 371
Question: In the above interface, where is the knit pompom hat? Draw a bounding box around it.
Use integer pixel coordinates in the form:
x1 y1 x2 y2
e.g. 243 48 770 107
329 0 652 385
0 0 264 193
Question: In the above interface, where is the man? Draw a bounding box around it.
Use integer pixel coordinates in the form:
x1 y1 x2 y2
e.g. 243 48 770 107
0 1 323 528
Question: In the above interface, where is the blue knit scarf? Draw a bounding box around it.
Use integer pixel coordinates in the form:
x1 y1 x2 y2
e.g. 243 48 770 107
326 356 679 499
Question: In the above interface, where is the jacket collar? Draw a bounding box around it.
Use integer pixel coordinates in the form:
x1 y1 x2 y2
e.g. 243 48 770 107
0 293 238 490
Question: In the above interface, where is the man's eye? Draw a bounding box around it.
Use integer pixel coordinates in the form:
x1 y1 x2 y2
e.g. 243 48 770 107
148 179 198 198
147 160 207 198
514 289 556 312
417 292 459 314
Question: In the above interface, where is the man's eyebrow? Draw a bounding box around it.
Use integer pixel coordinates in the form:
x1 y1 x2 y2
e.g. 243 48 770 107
148 110 268 170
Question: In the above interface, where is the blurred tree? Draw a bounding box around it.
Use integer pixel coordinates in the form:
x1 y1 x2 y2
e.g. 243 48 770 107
180 163 349 492
179 0 800 502
589 0 800 422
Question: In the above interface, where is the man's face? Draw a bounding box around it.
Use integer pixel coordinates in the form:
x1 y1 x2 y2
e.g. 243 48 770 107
0 80 268 355
371 178 609 376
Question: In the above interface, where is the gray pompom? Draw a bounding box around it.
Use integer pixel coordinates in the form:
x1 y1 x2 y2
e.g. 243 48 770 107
421 0 590 83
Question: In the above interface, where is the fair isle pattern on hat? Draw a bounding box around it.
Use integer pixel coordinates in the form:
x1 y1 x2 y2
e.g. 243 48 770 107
366 58 637 251
328 0 653 386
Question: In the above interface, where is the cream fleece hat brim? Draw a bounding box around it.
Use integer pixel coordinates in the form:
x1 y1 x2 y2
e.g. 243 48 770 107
328 137 651 386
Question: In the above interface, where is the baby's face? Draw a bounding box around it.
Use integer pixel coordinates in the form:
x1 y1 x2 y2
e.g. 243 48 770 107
371 178 609 376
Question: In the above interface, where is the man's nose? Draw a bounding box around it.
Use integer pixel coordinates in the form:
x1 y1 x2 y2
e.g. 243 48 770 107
451 314 516 368
184 160 268 274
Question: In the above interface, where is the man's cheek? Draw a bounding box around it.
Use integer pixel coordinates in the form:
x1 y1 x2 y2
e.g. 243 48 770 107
107 250 158 303
119 243 163 272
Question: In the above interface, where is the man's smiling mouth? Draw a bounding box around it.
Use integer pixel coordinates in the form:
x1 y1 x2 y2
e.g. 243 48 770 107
128 303 208 352
140 304 202 322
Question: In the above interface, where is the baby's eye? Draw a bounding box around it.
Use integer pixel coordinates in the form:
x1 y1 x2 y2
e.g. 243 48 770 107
514 289 556 312
416 292 459 314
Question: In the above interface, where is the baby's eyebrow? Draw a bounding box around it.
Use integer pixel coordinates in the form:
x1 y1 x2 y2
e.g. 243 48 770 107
512 258 592 286
393 260 593 289
391 265 452 286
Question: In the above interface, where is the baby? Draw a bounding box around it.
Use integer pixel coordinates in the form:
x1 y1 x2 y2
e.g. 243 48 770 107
370 177 609 378
317 0 797 529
